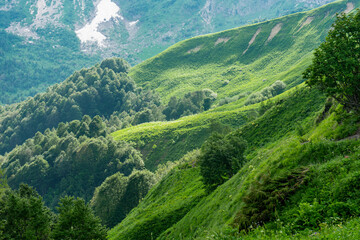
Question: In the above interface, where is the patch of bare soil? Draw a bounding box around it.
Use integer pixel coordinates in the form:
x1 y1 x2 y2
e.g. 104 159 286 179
266 23 282 43
243 28 261 54
344 2 354 14
215 37 231 46
296 16 314 33
187 46 202 54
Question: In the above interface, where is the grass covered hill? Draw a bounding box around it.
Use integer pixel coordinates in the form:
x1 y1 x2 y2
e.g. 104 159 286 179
109 83 360 239
130 0 359 103
113 0 360 171
108 1 360 239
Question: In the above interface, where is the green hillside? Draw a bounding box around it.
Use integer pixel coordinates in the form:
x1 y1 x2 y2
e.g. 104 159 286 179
109 83 360 239
108 0 360 239
130 0 358 103
0 0 334 104
113 0 360 171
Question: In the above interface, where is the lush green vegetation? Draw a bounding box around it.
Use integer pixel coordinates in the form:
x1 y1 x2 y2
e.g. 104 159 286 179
1 1 360 239
0 58 163 155
0 116 146 210
110 81 360 239
163 89 216 120
199 132 247 192
129 0 353 103
304 9 360 112
90 169 155 228
108 150 206 240
0 0 334 104
0 184 107 240
0 28 99 105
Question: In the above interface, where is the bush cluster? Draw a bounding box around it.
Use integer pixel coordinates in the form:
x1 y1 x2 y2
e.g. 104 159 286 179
245 80 286 106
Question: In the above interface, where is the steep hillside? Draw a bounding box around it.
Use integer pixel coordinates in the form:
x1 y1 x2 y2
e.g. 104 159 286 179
112 105 254 171
130 0 358 103
109 83 360 239
1 0 335 104
113 0 359 171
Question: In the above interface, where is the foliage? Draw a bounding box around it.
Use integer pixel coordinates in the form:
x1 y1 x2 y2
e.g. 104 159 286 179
99 58 131 74
90 170 155 228
235 167 310 231
0 184 52 240
245 80 286 106
129 0 342 104
0 58 163 155
163 89 217 120
1 115 145 209
303 10 360 112
52 196 107 240
107 150 205 240
199 132 247 191
0 0 334 104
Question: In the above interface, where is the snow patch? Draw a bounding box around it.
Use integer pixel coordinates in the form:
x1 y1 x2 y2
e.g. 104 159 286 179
243 28 261 54
215 37 231 46
76 0 122 47
187 46 202 54
296 16 314 33
344 2 354 14
266 23 282 43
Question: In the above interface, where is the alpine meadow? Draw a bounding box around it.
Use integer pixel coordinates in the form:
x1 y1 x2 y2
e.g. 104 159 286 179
2 0 360 239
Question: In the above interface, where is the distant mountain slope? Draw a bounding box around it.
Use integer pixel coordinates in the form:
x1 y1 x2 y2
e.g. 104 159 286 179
130 0 358 103
1 0 336 104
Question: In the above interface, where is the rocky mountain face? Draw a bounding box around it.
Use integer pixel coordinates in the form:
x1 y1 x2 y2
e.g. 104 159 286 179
0 0 335 104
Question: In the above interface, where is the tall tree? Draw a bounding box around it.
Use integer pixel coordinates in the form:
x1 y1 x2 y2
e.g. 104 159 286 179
303 10 360 111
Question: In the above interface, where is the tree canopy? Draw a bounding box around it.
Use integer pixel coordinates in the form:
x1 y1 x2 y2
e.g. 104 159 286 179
303 10 360 111
199 132 247 191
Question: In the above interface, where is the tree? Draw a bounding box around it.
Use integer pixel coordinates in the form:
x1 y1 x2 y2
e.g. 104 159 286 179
52 196 107 240
199 132 247 191
303 10 360 111
0 184 52 240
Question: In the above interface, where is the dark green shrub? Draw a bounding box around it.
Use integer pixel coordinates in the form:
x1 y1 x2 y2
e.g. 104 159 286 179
235 167 309 231
199 132 247 191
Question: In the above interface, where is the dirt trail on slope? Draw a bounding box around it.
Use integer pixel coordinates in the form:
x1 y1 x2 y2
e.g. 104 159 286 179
344 2 354 14
266 23 282 43
243 28 261 54
215 37 231 46
296 17 314 33
187 46 202 54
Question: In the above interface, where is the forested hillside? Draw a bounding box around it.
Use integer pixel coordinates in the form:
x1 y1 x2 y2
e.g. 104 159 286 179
1 0 360 239
0 58 163 155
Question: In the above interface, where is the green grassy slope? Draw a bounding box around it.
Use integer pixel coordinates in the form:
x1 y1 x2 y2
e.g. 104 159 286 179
130 0 359 103
108 153 205 240
113 0 360 171
112 105 256 171
109 84 360 239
